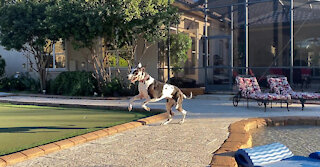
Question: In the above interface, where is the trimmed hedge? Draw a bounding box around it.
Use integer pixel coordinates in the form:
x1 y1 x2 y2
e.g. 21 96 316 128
49 71 137 97
49 71 98 96
0 74 40 92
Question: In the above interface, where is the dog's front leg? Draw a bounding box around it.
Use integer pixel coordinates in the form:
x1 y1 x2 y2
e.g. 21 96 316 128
128 95 142 111
142 97 151 111
142 96 165 111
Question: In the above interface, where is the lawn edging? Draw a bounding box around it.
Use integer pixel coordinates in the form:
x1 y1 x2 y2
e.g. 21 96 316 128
0 100 168 167
13 93 131 100
210 116 320 167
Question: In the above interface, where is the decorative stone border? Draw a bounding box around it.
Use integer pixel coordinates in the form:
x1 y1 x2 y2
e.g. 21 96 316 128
0 101 168 167
210 116 320 167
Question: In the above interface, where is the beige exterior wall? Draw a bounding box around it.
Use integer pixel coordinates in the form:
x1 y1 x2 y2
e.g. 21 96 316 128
62 39 130 80
135 39 159 79
158 5 226 85
65 40 93 72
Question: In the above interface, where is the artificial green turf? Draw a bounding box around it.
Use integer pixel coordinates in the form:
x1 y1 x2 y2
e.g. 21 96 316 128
0 103 153 155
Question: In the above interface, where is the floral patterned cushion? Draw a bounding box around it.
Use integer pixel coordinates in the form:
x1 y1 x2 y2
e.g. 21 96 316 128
236 76 289 100
268 77 320 100
291 92 320 99
236 76 247 97
267 77 292 95
247 92 290 100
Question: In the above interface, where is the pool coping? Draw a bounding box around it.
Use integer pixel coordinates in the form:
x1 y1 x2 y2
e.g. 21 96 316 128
210 116 320 167
0 100 168 167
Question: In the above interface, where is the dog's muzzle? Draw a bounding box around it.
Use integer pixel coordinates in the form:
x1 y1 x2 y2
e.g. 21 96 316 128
127 74 137 83
127 74 133 80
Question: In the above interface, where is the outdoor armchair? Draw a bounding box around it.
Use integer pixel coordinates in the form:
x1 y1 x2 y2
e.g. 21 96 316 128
233 75 291 112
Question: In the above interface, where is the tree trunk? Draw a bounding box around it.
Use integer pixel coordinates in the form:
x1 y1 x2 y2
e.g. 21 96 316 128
32 50 48 94
90 47 111 93
39 68 47 93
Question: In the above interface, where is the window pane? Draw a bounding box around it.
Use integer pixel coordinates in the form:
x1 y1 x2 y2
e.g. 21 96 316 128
46 54 53 68
54 39 65 68
104 51 130 68
294 1 320 67
55 40 64 54
55 54 66 68
44 40 53 55
118 53 130 67
249 1 291 70
106 52 117 67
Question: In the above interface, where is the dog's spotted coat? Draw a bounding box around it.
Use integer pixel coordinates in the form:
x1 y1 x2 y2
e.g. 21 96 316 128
127 63 191 125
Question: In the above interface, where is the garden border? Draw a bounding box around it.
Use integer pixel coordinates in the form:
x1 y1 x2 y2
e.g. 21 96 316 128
210 116 320 167
0 100 168 167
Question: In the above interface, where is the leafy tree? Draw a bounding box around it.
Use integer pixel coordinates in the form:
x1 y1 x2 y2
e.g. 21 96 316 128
45 0 117 91
46 0 180 92
0 0 57 91
106 0 180 64
170 32 192 72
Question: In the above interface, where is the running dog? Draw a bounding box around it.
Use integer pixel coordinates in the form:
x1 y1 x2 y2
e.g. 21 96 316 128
127 63 192 125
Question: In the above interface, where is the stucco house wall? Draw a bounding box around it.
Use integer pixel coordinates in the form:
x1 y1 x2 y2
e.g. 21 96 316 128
0 46 37 78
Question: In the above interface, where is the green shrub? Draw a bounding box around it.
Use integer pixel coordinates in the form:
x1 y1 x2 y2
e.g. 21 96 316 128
0 73 40 92
101 77 138 97
170 32 192 72
47 71 138 97
50 71 97 96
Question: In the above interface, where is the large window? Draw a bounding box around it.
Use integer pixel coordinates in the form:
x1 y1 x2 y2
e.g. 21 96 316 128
103 51 130 68
293 1 320 86
100 39 130 68
46 39 66 69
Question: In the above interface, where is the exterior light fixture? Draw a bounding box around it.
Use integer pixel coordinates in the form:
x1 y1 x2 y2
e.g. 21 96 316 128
81 62 85 68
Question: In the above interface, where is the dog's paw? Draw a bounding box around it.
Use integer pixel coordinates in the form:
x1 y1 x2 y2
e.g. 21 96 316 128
178 120 185 125
142 105 150 111
128 104 132 112
160 121 168 126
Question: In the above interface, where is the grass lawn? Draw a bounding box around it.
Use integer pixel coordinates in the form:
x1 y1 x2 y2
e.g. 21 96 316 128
0 103 154 155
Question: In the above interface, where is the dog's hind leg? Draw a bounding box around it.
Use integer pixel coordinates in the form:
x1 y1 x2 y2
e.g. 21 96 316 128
176 93 187 124
178 109 187 124
161 99 175 125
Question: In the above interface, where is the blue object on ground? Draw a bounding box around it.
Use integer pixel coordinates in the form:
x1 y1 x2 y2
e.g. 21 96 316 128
235 143 320 167
309 152 320 160
235 142 294 167
262 156 320 167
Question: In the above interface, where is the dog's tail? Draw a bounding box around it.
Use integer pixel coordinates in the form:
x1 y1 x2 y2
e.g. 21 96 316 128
183 92 192 99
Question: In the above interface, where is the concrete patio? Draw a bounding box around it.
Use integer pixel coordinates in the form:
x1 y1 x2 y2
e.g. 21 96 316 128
0 95 319 167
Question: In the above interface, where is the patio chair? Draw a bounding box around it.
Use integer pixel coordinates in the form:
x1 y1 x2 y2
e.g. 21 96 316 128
267 76 320 110
233 75 290 112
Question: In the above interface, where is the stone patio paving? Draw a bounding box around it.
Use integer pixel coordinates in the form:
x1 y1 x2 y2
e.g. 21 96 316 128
0 95 319 166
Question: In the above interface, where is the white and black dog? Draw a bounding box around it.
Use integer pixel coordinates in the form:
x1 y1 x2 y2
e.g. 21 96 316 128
127 63 192 125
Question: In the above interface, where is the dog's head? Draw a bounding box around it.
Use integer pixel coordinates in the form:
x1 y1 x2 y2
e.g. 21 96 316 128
127 63 146 83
